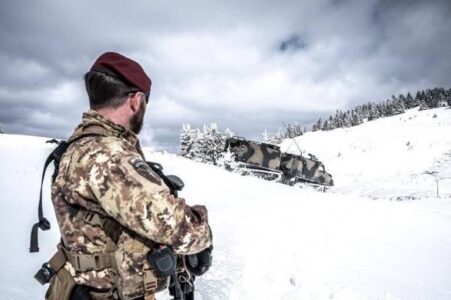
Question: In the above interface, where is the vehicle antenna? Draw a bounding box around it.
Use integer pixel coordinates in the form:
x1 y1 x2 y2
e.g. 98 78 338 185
283 122 303 155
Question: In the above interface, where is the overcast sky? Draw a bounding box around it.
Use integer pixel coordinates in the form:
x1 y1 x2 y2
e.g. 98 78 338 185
1 0 450 152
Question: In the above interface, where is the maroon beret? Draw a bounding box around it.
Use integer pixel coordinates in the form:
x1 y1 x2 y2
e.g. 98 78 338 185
90 52 152 93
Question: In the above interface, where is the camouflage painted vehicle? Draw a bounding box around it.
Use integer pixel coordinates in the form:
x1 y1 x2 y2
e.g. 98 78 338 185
223 136 334 187
279 152 334 186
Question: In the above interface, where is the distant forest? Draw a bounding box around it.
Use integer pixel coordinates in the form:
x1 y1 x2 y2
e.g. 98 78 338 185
263 87 451 144
180 87 451 160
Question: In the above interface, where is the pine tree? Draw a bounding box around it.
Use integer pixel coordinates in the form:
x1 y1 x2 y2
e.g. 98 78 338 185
201 124 214 164
398 94 406 109
273 127 285 144
367 102 379 120
261 129 283 145
342 111 352 127
405 92 415 109
355 104 368 121
262 129 271 143
333 110 343 129
284 122 304 137
180 123 235 165
425 88 436 108
327 115 335 130
392 97 405 114
208 123 226 165
420 90 426 104
418 99 428 110
447 88 451 106
263 86 448 135
385 98 395 116
222 128 234 144
189 128 204 161
378 101 387 117
179 124 194 157
198 124 216 164
350 111 362 126
416 90 428 110
322 119 330 131
312 118 322 131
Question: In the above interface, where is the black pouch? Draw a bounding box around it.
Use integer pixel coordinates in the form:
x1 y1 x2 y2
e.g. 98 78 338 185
147 246 177 278
70 285 92 300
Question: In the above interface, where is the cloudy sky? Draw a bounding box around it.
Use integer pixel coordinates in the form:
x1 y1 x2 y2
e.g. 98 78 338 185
1 0 450 152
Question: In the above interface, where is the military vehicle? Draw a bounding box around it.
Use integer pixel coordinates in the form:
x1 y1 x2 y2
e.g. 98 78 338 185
223 136 334 188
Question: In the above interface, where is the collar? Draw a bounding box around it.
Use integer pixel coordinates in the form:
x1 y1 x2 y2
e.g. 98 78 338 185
69 110 139 146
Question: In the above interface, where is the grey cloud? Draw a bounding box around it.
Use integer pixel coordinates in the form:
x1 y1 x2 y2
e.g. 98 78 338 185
279 34 308 52
1 0 451 152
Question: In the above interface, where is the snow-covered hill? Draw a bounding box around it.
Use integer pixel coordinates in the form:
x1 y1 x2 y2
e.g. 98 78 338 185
1 107 451 299
280 107 451 200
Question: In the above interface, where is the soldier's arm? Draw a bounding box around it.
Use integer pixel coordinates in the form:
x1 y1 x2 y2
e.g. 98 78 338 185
88 148 212 255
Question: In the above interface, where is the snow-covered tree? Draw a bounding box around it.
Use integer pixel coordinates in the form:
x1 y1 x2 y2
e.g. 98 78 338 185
261 129 282 145
263 122 304 144
404 92 415 109
285 122 304 137
350 111 363 126
262 130 273 144
312 118 322 132
180 123 234 165
418 99 429 111
188 128 205 161
321 119 330 131
328 115 336 130
266 87 448 135
179 124 195 157
392 97 406 115
201 123 224 164
368 102 380 121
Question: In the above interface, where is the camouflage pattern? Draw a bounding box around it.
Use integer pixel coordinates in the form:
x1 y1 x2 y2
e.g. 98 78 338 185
225 137 281 170
224 136 334 187
51 110 212 299
280 153 334 186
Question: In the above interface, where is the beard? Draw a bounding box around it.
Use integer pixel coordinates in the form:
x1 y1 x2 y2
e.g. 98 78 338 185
129 100 146 134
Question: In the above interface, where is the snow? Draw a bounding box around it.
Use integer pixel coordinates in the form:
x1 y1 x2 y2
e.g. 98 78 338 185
1 107 451 299
280 107 451 199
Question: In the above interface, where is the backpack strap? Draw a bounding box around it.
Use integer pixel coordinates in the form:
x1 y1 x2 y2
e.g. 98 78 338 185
30 134 103 253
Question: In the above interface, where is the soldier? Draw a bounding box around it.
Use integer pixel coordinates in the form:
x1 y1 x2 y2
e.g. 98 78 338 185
43 52 212 300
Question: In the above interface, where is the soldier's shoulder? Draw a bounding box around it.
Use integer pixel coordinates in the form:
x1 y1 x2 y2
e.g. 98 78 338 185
72 136 132 159
95 136 130 154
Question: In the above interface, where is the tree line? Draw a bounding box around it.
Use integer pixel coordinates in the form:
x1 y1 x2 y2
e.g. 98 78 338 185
179 87 450 163
179 123 234 164
264 87 451 142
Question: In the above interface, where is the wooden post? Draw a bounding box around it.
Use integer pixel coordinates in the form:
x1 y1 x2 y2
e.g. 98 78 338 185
436 179 439 197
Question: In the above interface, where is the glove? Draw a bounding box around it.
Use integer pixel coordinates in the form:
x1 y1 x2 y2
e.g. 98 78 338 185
185 246 213 276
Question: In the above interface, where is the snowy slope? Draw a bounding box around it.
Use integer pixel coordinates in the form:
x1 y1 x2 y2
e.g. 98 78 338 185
1 108 451 300
280 107 451 199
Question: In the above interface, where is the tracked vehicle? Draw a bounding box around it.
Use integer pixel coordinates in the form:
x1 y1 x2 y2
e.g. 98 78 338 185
223 137 334 187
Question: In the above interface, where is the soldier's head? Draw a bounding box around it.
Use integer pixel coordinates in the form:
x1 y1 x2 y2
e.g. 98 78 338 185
85 52 151 134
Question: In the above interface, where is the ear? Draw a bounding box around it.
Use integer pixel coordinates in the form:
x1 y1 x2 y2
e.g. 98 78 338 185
128 93 141 113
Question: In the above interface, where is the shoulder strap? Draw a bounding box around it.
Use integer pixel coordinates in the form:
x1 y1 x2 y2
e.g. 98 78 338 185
30 133 103 253
79 209 156 250
147 162 184 198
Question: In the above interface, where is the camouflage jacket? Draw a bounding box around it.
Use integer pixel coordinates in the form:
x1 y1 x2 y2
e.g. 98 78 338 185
51 110 212 299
